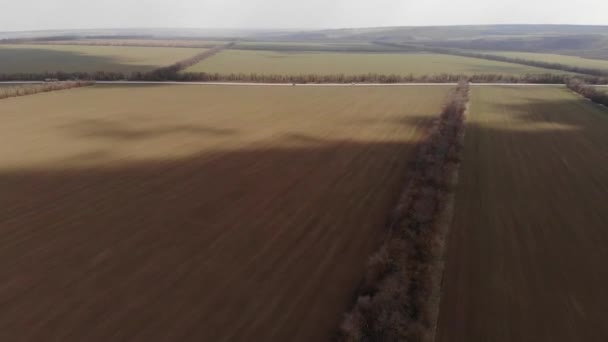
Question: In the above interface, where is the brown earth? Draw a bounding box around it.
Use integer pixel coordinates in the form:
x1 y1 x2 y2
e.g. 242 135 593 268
437 86 608 341
0 85 450 341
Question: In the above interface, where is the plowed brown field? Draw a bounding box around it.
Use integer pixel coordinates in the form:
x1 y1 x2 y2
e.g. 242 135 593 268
0 85 450 341
437 86 608 341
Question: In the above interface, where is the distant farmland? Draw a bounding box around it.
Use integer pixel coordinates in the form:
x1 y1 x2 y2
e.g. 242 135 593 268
0 84 451 341
0 44 205 73
183 49 570 76
482 50 608 71
28 38 222 48
437 86 608 341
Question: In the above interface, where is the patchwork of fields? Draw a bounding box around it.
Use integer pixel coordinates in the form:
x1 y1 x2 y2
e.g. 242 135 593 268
3 28 608 341
30 39 221 48
0 44 204 73
485 50 608 71
0 85 451 341
437 86 608 341
183 49 569 76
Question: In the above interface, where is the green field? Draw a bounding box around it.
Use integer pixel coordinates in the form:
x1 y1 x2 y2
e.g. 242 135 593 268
183 49 571 76
485 51 608 71
0 44 204 73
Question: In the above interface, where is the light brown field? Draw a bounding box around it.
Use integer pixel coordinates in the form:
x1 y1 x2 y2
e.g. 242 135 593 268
437 86 608 341
0 85 450 341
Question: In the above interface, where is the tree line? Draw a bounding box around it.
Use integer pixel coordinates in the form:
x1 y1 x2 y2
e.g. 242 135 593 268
3 71 606 85
339 81 470 341
0 81 94 100
143 42 234 79
374 41 608 78
567 79 608 107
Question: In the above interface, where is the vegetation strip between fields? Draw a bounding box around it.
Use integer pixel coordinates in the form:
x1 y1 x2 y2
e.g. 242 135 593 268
429 48 608 78
337 81 469 341
143 42 235 79
0 81 93 100
2 71 607 85
373 41 608 78
567 79 608 107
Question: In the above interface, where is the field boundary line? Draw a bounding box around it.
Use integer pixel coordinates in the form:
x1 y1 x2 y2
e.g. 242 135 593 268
337 81 470 341
89 81 563 87
143 42 234 79
0 81 93 100
428 96 470 342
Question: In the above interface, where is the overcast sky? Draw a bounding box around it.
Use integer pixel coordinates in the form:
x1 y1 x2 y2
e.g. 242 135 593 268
1 0 606 32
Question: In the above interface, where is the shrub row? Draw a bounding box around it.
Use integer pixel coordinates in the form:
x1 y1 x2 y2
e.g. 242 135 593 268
567 79 608 107
435 48 608 78
0 81 94 100
338 81 469 342
1 71 606 85
170 72 584 84
143 43 234 80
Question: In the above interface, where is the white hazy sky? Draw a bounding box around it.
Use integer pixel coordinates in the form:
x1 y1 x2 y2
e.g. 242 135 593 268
1 0 607 31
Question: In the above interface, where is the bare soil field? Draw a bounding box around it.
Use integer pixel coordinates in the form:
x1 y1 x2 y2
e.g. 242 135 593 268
0 85 450 341
437 86 608 341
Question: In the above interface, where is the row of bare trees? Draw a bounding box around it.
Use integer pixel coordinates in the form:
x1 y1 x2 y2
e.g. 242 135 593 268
338 81 469 342
0 71 126 82
373 41 608 78
567 79 608 107
0 81 94 100
440 50 608 78
171 72 580 84
1 71 606 85
143 43 234 80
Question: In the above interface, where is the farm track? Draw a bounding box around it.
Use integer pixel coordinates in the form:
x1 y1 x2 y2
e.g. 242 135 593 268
436 86 608 341
0 85 450 341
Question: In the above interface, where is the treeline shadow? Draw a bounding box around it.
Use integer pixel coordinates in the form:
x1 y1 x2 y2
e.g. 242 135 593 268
0 138 419 342
63 118 238 141
0 46 160 74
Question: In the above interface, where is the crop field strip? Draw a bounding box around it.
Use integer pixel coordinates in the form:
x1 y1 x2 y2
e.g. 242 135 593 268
25 39 222 48
0 44 206 73
182 49 573 76
436 86 608 341
484 51 608 71
0 84 451 341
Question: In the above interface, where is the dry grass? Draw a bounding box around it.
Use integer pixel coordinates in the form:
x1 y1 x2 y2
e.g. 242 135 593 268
0 85 451 341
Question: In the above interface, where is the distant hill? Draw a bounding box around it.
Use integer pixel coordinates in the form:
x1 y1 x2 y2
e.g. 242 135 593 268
3 25 608 60
266 25 608 60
